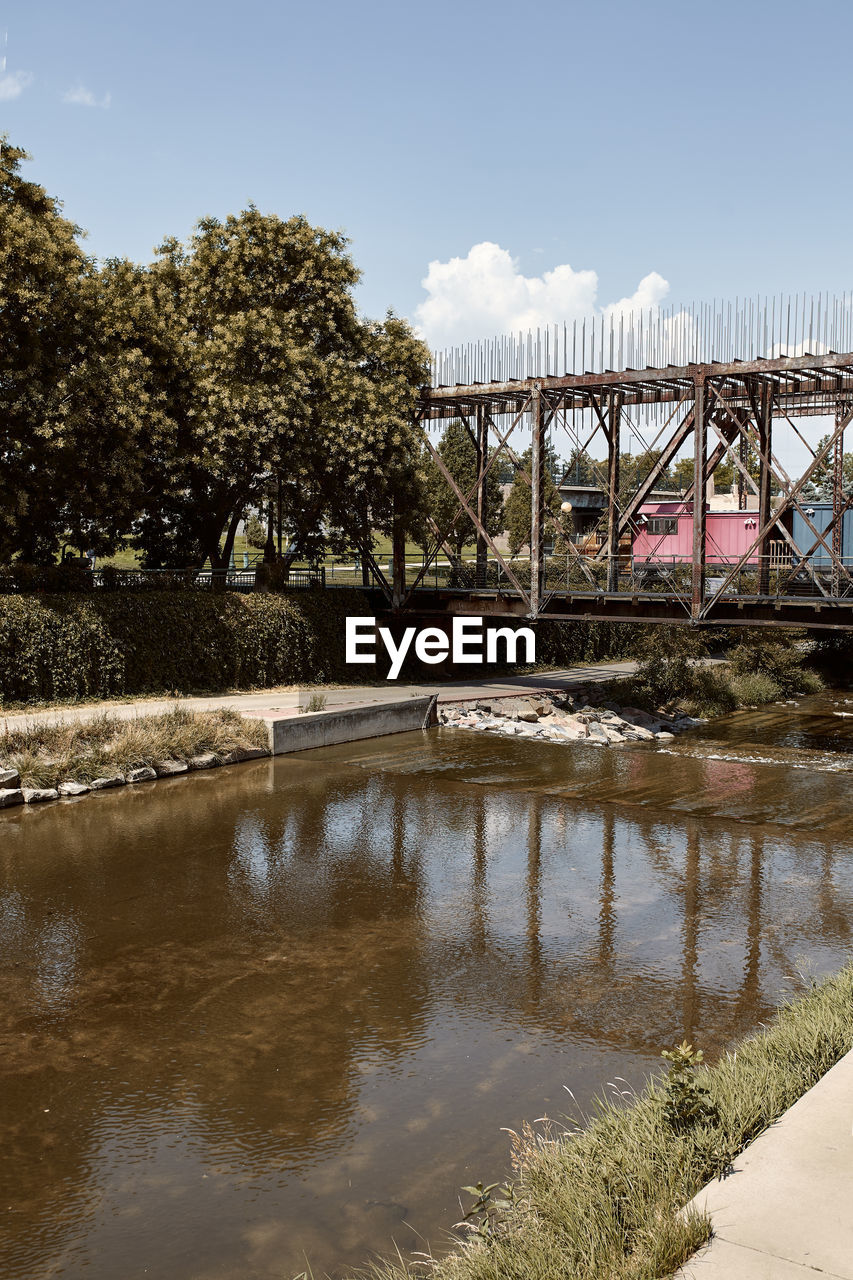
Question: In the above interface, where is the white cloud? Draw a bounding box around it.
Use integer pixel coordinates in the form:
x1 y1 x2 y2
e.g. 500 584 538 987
414 241 670 349
63 83 111 109
601 271 671 319
0 69 33 100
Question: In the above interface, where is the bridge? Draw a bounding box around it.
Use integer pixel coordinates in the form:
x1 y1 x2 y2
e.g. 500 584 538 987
382 295 853 630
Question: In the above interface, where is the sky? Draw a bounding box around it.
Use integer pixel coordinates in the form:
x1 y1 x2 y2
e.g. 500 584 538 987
4 0 853 371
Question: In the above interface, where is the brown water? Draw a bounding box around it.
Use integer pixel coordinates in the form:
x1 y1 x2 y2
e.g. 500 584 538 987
2 691 853 1280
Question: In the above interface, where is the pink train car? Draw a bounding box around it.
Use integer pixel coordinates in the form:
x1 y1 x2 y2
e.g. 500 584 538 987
631 502 763 567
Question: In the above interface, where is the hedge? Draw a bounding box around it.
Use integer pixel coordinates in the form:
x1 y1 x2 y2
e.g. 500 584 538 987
0 589 373 705
0 589 644 706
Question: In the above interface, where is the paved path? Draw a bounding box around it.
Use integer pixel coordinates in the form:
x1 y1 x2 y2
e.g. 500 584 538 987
0 662 638 731
676 1047 853 1279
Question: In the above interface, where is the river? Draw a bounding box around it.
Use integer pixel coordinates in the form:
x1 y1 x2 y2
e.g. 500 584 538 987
2 691 853 1279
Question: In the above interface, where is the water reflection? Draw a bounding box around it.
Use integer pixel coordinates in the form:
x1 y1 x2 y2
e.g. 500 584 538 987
1 707 853 1279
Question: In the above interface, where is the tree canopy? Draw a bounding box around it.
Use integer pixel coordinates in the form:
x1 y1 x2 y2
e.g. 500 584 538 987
0 138 430 569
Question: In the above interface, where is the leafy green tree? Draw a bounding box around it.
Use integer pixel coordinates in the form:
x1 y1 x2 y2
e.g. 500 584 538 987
421 419 504 558
558 446 601 488
802 434 853 501
133 211 429 570
503 446 562 556
0 139 153 562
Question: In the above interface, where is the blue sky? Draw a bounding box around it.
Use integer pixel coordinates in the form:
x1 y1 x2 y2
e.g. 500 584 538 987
4 0 853 357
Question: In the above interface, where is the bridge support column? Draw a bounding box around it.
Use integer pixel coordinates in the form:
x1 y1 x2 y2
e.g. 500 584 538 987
475 403 488 588
691 377 707 619
530 383 545 616
757 382 773 595
606 392 622 593
391 505 406 610
832 402 845 597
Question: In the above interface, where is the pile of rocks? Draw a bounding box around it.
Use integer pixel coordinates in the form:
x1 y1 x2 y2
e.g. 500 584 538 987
0 746 270 810
437 691 705 746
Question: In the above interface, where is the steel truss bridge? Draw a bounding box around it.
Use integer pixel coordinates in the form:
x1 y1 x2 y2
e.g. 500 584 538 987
381 347 853 630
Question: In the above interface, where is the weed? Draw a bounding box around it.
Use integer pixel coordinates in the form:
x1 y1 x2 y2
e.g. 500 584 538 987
353 963 853 1280
300 692 328 714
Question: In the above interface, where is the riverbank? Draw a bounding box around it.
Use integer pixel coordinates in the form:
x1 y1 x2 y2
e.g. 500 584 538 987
356 964 853 1280
0 706 270 801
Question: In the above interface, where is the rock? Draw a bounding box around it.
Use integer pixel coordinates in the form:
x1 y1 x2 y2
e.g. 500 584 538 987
603 727 625 743
655 731 675 741
90 775 125 790
188 753 218 771
0 767 21 789
0 788 23 808
58 780 90 796
126 766 157 783
22 787 59 804
153 759 189 777
220 745 269 764
622 725 655 742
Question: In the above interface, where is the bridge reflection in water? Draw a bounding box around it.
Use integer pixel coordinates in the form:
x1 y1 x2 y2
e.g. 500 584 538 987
1 702 853 1279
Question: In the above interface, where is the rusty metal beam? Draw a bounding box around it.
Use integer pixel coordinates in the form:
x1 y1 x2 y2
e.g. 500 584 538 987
422 350 853 408
530 383 546 616
691 376 707 618
606 391 622 594
699 402 853 617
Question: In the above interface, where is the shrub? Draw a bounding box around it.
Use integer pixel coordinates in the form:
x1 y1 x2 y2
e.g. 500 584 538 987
728 629 822 696
0 589 371 705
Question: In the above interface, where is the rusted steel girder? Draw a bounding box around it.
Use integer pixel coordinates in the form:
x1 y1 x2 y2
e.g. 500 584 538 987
691 377 707 618
757 382 774 596
475 402 489 587
606 391 622 594
530 383 546 616
699 401 853 618
832 402 847 597
706 383 840 593
424 350 853 410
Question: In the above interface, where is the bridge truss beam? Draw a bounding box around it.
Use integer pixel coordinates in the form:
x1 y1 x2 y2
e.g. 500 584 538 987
413 350 853 629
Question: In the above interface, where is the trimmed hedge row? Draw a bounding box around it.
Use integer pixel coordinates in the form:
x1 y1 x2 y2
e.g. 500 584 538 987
537 617 644 667
0 589 373 705
0 589 644 706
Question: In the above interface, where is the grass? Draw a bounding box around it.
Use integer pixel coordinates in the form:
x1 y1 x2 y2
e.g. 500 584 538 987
353 964 853 1280
0 706 270 788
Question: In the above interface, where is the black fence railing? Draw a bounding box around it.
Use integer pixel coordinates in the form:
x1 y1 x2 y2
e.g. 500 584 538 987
0 564 327 594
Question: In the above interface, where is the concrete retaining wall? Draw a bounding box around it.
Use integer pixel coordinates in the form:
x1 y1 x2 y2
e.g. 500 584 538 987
261 696 437 755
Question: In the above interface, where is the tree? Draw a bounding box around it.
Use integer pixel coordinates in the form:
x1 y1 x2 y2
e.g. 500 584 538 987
503 446 562 556
133 211 429 571
802 434 853 502
0 139 153 562
421 420 504 558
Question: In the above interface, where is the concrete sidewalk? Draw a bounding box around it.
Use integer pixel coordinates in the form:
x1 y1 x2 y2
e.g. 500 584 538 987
0 662 638 732
676 1047 853 1279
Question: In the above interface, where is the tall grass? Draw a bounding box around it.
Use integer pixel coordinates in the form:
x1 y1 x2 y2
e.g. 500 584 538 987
354 965 853 1280
0 706 269 788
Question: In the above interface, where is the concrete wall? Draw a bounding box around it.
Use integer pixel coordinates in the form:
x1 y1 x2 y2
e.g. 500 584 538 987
263 696 437 755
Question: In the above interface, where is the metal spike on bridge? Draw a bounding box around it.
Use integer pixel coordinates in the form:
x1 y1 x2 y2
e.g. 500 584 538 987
430 290 853 387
